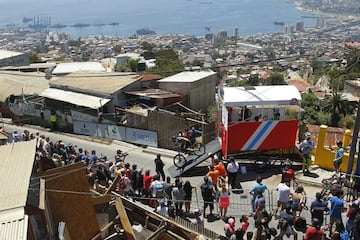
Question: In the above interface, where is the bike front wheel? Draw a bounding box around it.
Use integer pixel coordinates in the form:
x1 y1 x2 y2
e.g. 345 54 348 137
173 154 186 168
193 143 206 156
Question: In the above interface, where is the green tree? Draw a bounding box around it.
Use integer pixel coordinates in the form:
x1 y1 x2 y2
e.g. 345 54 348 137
146 47 183 76
128 59 139 72
301 92 319 109
268 72 287 85
28 52 42 63
141 41 155 51
248 74 260 86
112 44 122 54
322 92 349 126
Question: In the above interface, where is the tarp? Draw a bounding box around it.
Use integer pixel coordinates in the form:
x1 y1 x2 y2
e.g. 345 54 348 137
40 88 111 109
221 85 301 107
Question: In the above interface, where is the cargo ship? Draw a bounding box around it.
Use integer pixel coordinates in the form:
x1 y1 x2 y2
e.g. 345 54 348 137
274 21 285 26
136 27 156 35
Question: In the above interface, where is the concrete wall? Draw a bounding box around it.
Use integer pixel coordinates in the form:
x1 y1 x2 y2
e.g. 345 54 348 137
159 74 217 113
313 125 358 172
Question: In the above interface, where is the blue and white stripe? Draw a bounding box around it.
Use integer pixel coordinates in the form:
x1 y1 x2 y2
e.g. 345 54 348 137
241 121 278 151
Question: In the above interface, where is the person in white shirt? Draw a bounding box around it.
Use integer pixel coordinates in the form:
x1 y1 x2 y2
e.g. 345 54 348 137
226 157 239 189
274 180 292 217
156 199 168 216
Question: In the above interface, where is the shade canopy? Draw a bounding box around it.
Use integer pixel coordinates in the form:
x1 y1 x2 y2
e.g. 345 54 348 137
220 85 301 107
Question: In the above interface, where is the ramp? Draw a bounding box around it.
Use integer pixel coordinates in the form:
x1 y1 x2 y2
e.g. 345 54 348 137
167 138 221 178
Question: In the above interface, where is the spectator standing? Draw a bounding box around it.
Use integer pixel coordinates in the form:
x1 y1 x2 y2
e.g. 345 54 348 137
334 141 344 173
249 176 268 214
200 176 215 218
218 182 230 220
328 189 345 236
291 185 305 217
207 165 219 190
130 164 138 189
156 199 168 216
143 170 153 199
172 181 185 216
135 168 144 196
254 189 266 217
310 192 328 226
304 218 325 240
240 215 249 235
163 176 174 207
346 200 359 239
183 180 193 213
224 217 236 239
274 179 292 217
154 154 165 181
150 175 164 208
90 150 98 167
299 132 314 174
227 157 239 189
275 206 298 240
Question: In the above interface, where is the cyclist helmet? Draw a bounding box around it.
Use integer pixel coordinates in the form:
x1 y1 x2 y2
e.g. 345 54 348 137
305 132 311 137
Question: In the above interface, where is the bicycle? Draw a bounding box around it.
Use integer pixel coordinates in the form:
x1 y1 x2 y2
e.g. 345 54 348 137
254 157 290 173
171 135 206 168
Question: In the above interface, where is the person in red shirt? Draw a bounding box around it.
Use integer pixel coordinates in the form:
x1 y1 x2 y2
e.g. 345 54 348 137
304 218 325 240
143 170 153 199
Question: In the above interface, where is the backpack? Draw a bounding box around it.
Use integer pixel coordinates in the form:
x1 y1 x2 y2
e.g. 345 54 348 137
201 183 214 200
294 216 307 232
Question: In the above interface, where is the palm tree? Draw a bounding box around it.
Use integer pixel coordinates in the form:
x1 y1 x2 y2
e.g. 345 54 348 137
322 92 349 126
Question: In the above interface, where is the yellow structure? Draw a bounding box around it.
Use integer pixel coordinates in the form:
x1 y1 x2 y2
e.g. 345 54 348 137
313 125 358 172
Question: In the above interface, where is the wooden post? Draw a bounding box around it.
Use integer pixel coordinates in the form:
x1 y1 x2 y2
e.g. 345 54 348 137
114 198 136 240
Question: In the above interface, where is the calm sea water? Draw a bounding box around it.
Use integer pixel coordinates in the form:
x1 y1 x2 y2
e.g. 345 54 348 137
0 0 316 38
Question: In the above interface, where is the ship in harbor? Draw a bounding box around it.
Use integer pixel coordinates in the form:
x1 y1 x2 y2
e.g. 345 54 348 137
274 21 285 26
71 23 91 28
51 23 67 28
136 27 156 35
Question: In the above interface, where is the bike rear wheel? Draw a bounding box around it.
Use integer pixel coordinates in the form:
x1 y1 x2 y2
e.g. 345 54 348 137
343 191 356 202
173 154 186 168
193 143 206 156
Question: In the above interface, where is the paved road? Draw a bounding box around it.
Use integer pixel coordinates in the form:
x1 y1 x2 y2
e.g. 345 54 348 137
2 122 341 239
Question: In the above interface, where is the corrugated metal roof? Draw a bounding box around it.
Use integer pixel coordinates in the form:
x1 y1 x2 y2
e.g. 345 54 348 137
0 209 27 240
49 71 142 96
0 140 36 211
0 50 24 59
158 71 216 83
40 88 111 109
52 62 106 75
0 71 49 102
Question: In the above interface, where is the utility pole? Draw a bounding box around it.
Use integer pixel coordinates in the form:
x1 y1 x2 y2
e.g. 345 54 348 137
347 100 360 175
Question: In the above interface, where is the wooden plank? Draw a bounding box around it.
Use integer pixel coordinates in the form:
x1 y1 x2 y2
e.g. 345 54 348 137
114 198 136 240
36 162 84 177
146 224 167 240
105 175 120 195
90 215 120 240
92 195 112 205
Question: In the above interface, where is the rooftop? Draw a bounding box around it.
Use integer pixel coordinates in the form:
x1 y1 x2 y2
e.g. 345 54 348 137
49 71 142 96
158 71 216 83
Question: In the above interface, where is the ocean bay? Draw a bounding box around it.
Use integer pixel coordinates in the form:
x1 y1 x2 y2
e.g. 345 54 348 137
0 0 316 38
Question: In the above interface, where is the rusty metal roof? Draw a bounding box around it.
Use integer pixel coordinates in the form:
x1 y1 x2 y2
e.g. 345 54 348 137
0 140 36 211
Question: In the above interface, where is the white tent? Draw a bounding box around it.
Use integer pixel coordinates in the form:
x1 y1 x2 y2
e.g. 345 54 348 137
220 85 301 106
